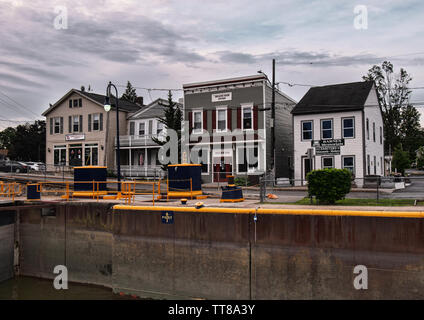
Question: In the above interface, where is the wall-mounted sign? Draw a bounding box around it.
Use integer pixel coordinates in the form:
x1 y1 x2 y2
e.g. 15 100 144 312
65 134 85 141
311 139 344 147
212 92 232 102
315 145 341 155
212 149 232 158
161 211 174 224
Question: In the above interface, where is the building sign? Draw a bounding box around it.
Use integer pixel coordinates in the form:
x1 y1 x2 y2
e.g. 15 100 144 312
212 149 232 157
312 139 344 156
65 134 85 141
212 92 232 102
161 211 174 224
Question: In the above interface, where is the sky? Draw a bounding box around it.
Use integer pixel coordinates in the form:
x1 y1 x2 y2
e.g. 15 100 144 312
0 0 424 129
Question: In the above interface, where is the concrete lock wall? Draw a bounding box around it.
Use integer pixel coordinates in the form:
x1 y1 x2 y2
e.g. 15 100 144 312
0 211 15 283
15 203 424 299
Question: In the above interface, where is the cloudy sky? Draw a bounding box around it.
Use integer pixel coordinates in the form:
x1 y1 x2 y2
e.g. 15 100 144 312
1 0 424 128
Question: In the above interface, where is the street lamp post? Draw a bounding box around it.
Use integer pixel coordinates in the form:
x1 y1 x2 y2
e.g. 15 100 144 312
104 81 121 192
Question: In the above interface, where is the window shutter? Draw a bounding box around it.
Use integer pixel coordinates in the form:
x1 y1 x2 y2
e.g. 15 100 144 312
69 100 72 108
79 115 83 132
203 110 207 131
227 108 232 131
237 107 241 129
189 112 193 134
50 118 53 135
212 110 216 130
253 106 258 130
100 113 103 131
88 114 92 132
130 122 135 135
68 116 72 133
60 117 63 134
79 98 82 107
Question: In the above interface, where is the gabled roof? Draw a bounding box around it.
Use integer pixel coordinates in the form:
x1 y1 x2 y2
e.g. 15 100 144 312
42 88 142 116
291 81 375 115
128 98 182 120
183 74 267 89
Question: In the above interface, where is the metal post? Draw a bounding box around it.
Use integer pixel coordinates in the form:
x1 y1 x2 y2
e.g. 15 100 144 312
376 176 380 202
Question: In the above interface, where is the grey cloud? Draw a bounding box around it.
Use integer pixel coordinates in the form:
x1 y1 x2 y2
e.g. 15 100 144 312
0 72 46 89
215 50 385 67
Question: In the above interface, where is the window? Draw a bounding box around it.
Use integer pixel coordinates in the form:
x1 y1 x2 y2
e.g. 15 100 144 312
342 117 354 138
237 146 259 173
73 115 80 132
242 105 253 130
192 110 202 134
84 144 98 166
149 120 153 135
367 155 370 175
381 156 383 175
217 108 227 132
302 121 313 140
374 155 377 175
366 118 369 140
380 127 383 144
53 145 66 165
157 121 164 135
54 117 61 134
73 99 78 107
373 122 376 142
138 122 145 136
342 156 355 176
322 157 334 169
321 119 333 139
92 113 100 131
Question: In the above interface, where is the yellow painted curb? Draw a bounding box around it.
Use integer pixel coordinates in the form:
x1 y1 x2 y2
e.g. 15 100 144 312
113 205 424 218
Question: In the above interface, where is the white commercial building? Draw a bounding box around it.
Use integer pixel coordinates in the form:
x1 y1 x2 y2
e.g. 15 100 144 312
291 81 384 187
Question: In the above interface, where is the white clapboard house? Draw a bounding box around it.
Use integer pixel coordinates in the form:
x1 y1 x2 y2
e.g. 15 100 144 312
291 81 384 187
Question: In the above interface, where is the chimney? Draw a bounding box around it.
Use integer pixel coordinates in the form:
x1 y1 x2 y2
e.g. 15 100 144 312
136 96 144 106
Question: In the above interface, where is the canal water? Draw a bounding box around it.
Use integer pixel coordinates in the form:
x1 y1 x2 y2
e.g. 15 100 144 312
0 276 132 300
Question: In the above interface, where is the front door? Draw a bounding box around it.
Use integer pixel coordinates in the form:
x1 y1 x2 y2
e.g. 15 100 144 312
303 157 312 182
213 157 232 182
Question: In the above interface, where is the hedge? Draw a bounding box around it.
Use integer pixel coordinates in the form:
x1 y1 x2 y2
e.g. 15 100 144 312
306 168 352 204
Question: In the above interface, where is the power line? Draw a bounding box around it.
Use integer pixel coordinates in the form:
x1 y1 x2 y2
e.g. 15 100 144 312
0 88 40 118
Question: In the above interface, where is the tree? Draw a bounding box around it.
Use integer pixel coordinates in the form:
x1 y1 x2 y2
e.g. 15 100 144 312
363 61 421 158
152 91 183 171
0 120 45 161
416 146 424 169
392 145 410 176
121 81 137 103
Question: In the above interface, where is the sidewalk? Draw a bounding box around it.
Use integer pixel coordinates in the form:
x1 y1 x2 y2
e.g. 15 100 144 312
202 182 395 194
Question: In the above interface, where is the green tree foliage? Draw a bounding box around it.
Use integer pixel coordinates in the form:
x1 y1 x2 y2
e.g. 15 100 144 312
0 120 45 161
152 91 183 171
121 81 137 103
307 168 352 204
363 61 421 159
392 145 410 176
416 146 424 169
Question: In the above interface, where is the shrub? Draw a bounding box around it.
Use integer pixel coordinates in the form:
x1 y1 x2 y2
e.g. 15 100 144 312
234 177 248 186
306 168 352 204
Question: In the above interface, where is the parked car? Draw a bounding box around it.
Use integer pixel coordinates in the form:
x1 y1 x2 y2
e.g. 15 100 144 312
25 162 46 171
0 160 29 173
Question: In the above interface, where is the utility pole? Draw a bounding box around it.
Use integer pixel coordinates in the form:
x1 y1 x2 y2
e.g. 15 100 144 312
271 59 276 181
